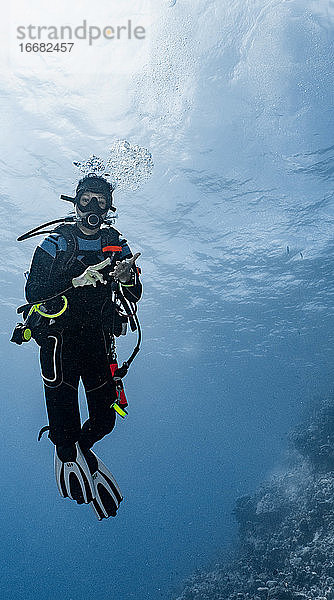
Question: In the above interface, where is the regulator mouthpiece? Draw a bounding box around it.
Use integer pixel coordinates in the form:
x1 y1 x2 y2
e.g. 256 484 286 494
81 212 104 229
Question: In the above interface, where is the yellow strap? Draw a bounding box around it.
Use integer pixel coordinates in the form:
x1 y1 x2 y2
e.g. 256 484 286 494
32 295 68 319
27 304 36 317
112 403 127 418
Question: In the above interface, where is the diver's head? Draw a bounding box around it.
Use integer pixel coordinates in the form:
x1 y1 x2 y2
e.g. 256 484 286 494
75 174 114 231
75 191 108 230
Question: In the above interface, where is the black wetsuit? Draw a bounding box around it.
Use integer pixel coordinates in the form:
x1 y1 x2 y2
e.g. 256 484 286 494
25 224 142 459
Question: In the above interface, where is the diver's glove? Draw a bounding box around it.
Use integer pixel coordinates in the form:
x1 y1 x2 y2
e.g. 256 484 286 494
109 252 141 284
72 258 111 288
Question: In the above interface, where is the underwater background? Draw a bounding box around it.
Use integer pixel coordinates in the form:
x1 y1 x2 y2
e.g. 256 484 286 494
1 1 334 599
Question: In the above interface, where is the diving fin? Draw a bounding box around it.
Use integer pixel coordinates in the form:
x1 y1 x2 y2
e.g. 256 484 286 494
54 442 96 504
85 450 123 520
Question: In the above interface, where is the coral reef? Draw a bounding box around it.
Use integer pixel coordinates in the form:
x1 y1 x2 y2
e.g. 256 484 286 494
174 402 334 600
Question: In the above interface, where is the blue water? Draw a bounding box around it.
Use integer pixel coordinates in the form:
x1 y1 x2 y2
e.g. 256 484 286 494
1 1 334 599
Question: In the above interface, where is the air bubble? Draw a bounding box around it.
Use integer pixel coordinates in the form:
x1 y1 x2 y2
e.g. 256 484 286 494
73 141 154 191
73 155 106 176
106 140 154 191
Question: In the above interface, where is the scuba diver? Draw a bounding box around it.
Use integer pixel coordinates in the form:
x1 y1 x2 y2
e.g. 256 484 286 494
12 174 142 520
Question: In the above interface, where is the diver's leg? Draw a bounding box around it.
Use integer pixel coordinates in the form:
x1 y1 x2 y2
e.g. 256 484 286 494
44 384 81 457
80 381 117 449
79 334 117 450
39 331 95 503
39 330 81 453
76 334 123 517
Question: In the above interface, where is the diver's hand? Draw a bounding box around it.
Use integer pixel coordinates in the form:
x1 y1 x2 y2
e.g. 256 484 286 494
72 258 111 288
109 252 141 283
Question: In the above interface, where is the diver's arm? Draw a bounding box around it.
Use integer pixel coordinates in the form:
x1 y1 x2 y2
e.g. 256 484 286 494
25 243 72 304
114 237 142 303
119 267 142 303
112 246 142 302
